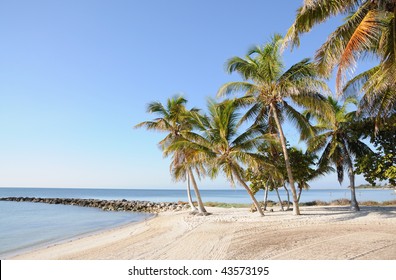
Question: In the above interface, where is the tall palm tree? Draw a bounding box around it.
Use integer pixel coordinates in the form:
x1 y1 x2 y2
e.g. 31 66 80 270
306 96 373 211
170 100 270 216
135 96 207 214
217 34 330 215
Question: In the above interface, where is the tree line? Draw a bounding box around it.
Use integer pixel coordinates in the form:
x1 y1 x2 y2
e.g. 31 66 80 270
136 1 395 216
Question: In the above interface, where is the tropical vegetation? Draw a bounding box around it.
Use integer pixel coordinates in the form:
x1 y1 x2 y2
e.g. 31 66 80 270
305 96 373 211
285 0 396 129
136 1 395 216
217 34 330 215
354 116 396 186
166 99 270 216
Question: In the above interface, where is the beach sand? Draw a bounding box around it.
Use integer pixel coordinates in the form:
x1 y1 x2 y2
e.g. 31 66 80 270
10 206 396 260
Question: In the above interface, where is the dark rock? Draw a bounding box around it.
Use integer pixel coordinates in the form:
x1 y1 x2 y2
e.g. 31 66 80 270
0 196 188 214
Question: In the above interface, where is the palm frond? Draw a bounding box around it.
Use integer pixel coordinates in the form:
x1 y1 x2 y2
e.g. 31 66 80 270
336 9 383 93
282 101 315 140
343 65 381 96
225 56 259 80
279 58 316 82
146 101 168 116
284 0 364 50
217 82 259 98
314 1 374 77
307 131 332 153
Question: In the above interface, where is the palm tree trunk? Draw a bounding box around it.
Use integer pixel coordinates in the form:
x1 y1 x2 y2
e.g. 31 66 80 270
186 173 198 212
297 187 303 203
232 168 264 216
187 168 208 214
283 184 291 210
275 187 284 211
270 102 300 215
263 185 269 211
348 165 360 211
342 143 360 211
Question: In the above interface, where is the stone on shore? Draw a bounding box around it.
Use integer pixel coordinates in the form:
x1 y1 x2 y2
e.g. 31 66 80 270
0 197 190 213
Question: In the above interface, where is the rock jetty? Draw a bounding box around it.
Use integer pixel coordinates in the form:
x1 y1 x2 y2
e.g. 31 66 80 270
0 197 190 213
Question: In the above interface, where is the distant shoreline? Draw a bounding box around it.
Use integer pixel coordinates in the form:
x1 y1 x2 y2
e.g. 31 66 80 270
0 186 393 190
1 196 396 211
0 188 395 205
356 187 395 190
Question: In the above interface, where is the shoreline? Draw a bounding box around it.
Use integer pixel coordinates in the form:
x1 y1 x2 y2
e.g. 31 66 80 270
1 212 157 260
8 205 396 260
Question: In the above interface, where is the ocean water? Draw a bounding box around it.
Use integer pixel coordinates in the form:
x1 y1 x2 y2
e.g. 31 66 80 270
0 187 395 203
0 190 154 258
0 187 395 258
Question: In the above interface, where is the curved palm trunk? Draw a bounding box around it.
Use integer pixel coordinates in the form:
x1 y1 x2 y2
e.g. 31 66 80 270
275 187 284 211
187 168 208 214
186 173 198 212
232 167 264 216
270 103 301 215
348 165 360 211
297 187 303 203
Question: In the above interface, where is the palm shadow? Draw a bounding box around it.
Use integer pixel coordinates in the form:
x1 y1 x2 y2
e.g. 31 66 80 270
299 206 396 221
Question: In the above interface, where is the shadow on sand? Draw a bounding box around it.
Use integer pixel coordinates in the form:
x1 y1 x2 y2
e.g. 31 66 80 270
298 206 396 221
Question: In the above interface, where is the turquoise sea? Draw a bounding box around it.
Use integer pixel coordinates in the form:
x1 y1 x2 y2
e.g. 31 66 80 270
0 187 395 259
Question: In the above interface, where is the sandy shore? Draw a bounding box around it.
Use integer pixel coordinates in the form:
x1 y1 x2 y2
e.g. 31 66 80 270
10 206 396 260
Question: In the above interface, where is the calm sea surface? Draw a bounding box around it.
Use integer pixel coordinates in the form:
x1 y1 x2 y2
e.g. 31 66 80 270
0 187 395 258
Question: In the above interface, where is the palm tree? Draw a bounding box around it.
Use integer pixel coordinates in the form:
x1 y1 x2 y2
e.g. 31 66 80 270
285 1 396 132
343 65 396 131
165 143 209 215
135 96 207 214
217 34 330 215
284 0 396 91
306 96 373 211
171 100 270 216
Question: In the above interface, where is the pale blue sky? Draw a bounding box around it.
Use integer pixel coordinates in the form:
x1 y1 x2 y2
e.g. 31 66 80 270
0 0 370 189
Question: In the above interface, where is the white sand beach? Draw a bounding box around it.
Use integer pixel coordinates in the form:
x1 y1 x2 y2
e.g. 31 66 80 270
10 206 396 260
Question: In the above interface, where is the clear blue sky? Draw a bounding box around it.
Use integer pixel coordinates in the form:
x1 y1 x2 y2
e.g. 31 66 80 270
0 0 369 189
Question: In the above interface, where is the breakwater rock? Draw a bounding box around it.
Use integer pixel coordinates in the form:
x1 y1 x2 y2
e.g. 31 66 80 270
0 197 190 213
